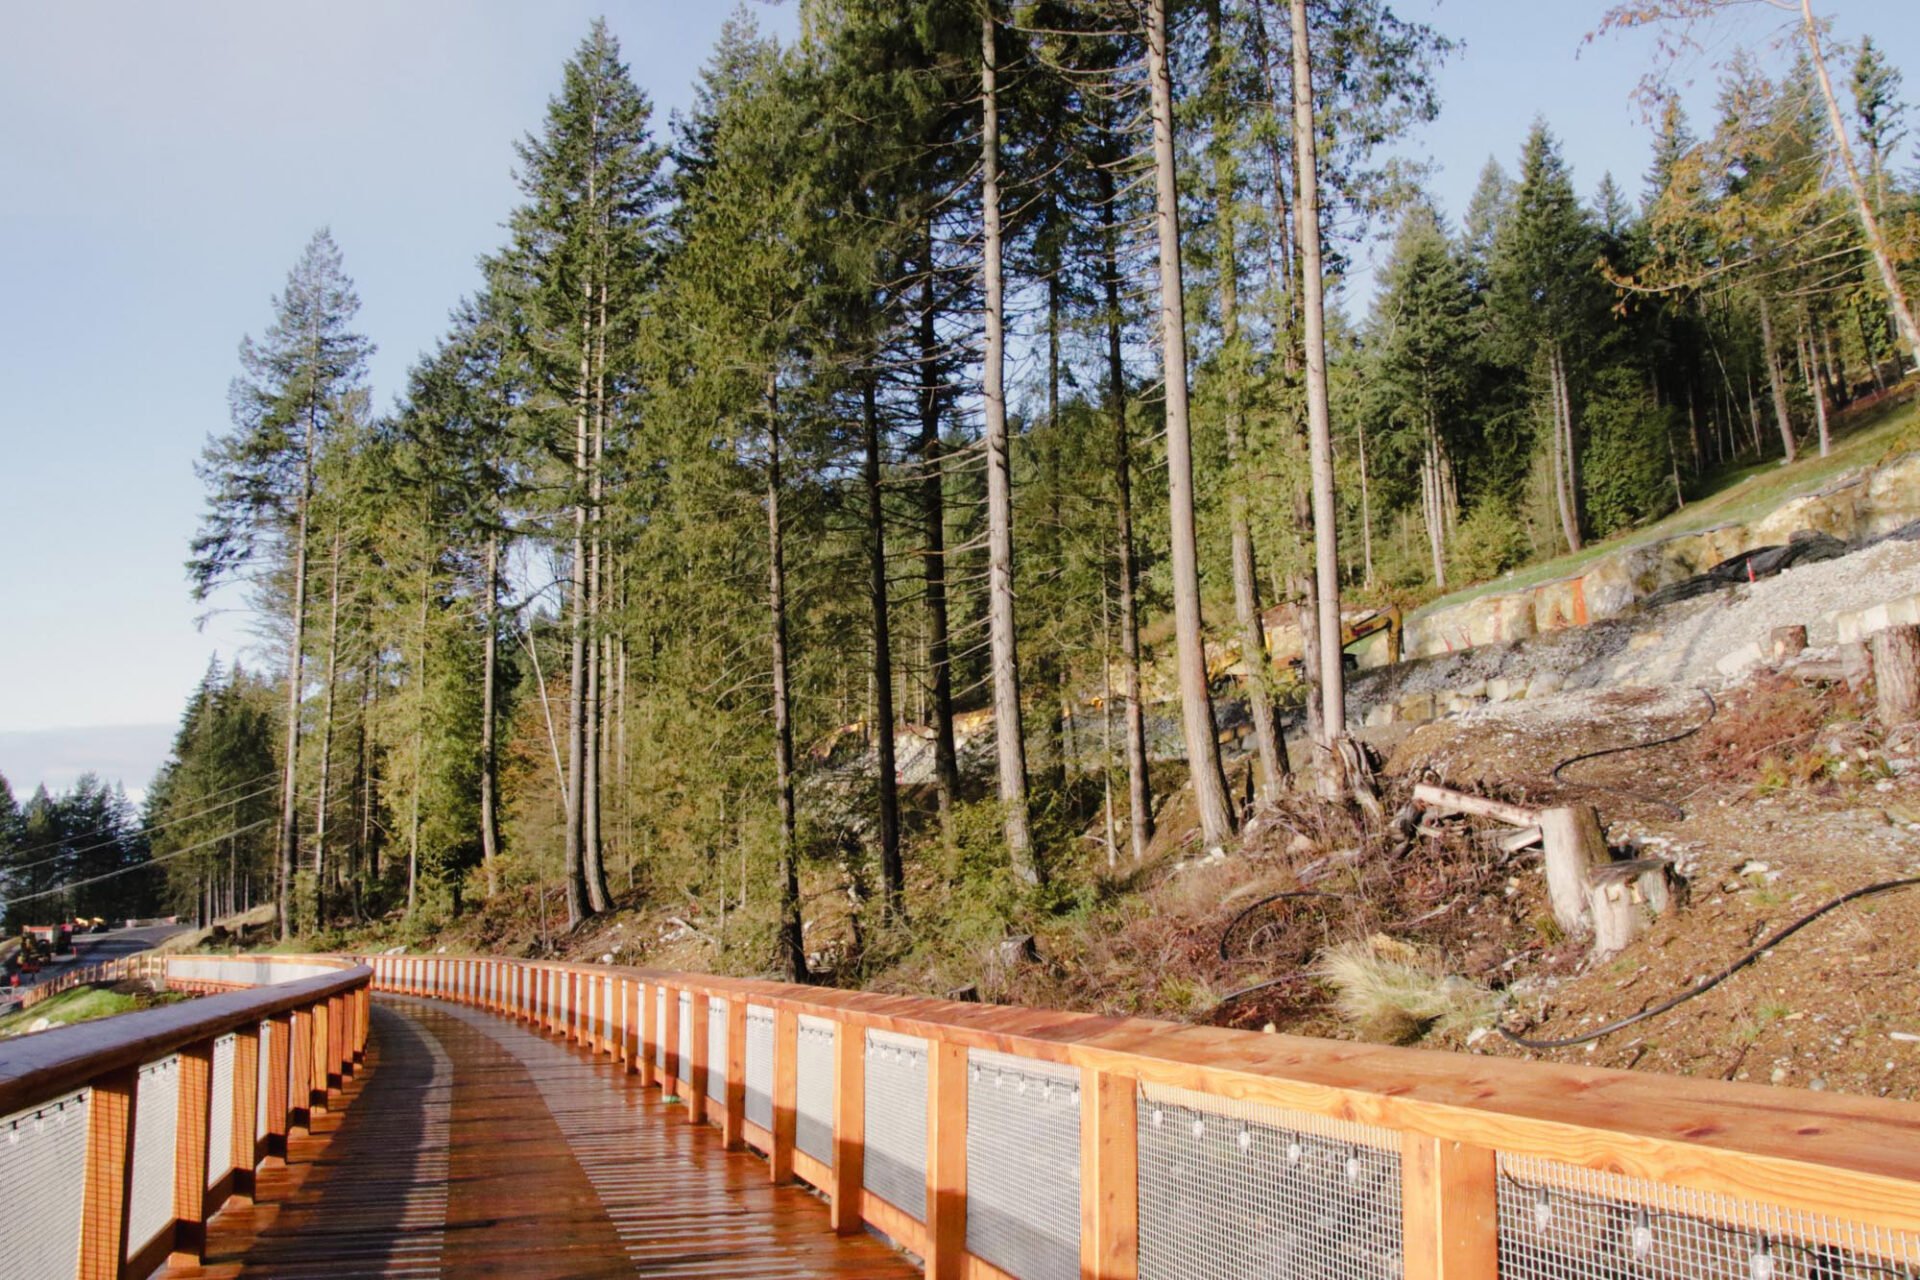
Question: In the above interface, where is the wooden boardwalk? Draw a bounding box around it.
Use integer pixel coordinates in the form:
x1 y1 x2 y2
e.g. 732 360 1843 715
159 997 920 1279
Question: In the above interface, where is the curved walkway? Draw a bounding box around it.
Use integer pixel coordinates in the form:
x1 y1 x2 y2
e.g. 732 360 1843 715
160 996 920 1279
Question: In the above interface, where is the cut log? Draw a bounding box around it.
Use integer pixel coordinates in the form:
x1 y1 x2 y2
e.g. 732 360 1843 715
1840 640 1874 692
1498 825 1543 853
1871 624 1920 725
1538 805 1607 938
1411 784 1538 828
1768 625 1808 663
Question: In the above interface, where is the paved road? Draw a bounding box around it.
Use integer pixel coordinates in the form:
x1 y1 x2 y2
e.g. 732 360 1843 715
2 922 191 1010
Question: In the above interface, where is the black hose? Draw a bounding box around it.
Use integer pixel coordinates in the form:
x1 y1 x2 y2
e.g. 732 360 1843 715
1217 891 1349 963
1499 876 1920 1050
1547 688 1717 819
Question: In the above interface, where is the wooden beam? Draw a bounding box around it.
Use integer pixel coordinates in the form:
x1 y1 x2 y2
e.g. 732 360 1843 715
76 1063 137 1280
771 1006 798 1184
926 1040 968 1280
830 1020 864 1232
170 1037 215 1266
229 1025 259 1202
264 1013 291 1159
725 997 748 1151
639 982 658 1089
1080 1069 1139 1280
1402 1135 1499 1280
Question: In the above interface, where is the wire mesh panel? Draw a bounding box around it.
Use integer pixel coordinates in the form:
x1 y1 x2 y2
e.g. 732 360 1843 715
795 1015 836 1168
654 987 667 1071
256 1019 272 1139
707 997 729 1106
966 1049 1082 1280
677 991 693 1081
1136 1081 1402 1280
129 1054 182 1259
745 1003 775 1132
862 1028 929 1222
0 1088 89 1280
207 1033 235 1189
1498 1152 1920 1280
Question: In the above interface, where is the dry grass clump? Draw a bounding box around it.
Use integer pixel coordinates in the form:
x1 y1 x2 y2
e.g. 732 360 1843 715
1315 935 1500 1045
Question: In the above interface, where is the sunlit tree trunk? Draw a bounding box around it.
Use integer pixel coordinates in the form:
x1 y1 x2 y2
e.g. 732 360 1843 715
980 6 1038 878
1148 0 1235 846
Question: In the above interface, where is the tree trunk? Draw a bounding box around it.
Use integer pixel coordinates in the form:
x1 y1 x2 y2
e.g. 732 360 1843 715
275 415 314 941
918 222 962 829
583 289 611 914
313 531 342 930
766 380 808 983
1872 624 1920 725
1357 415 1375 589
1148 0 1235 846
1210 0 1286 800
863 376 903 915
563 312 591 928
1801 318 1831 457
1799 1 1920 368
980 7 1038 880
479 530 501 899
1556 348 1584 538
407 567 428 918
1098 139 1154 860
1547 348 1582 554
1291 0 1349 756
1758 293 1797 463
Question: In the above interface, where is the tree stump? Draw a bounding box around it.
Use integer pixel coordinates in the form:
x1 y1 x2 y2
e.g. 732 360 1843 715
1539 805 1607 938
1769 625 1808 664
1872 624 1920 724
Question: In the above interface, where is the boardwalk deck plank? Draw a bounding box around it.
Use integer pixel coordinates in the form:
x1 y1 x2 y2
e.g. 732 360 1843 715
159 997 920 1280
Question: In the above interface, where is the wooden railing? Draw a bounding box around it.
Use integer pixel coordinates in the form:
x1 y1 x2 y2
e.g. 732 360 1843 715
0 955 369 1280
367 953 1920 1280
14 954 166 1011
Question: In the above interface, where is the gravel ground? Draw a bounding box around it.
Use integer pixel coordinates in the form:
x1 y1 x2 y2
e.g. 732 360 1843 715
1348 536 1920 716
1609 536 1920 686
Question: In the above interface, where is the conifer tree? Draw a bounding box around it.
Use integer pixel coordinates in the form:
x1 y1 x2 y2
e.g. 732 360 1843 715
191 229 372 938
500 20 664 927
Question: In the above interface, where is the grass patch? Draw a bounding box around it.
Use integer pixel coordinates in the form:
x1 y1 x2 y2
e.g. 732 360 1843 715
0 985 142 1036
1315 935 1500 1045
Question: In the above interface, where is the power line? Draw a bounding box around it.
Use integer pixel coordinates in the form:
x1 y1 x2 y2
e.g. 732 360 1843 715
1 779 282 877
6 768 280 860
0 818 276 908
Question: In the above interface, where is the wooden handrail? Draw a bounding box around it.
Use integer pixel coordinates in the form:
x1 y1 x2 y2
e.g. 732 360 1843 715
358 952 1920 1280
0 954 369 1279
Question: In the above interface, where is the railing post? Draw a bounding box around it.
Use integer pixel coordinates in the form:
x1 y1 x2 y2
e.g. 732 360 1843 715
570 971 585 1045
310 999 331 1114
265 1013 292 1158
170 1037 215 1266
593 974 609 1055
687 993 709 1124
1080 1070 1139 1280
770 1006 797 1183
663 986 683 1099
76 1063 137 1280
828 1018 865 1233
230 1024 260 1202
1402 1135 1499 1280
639 982 658 1088
289 1006 313 1134
724 997 748 1150
326 994 344 1087
926 1041 968 1280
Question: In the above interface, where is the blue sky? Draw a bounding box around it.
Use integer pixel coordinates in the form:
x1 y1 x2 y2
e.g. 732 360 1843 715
0 1 1913 795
